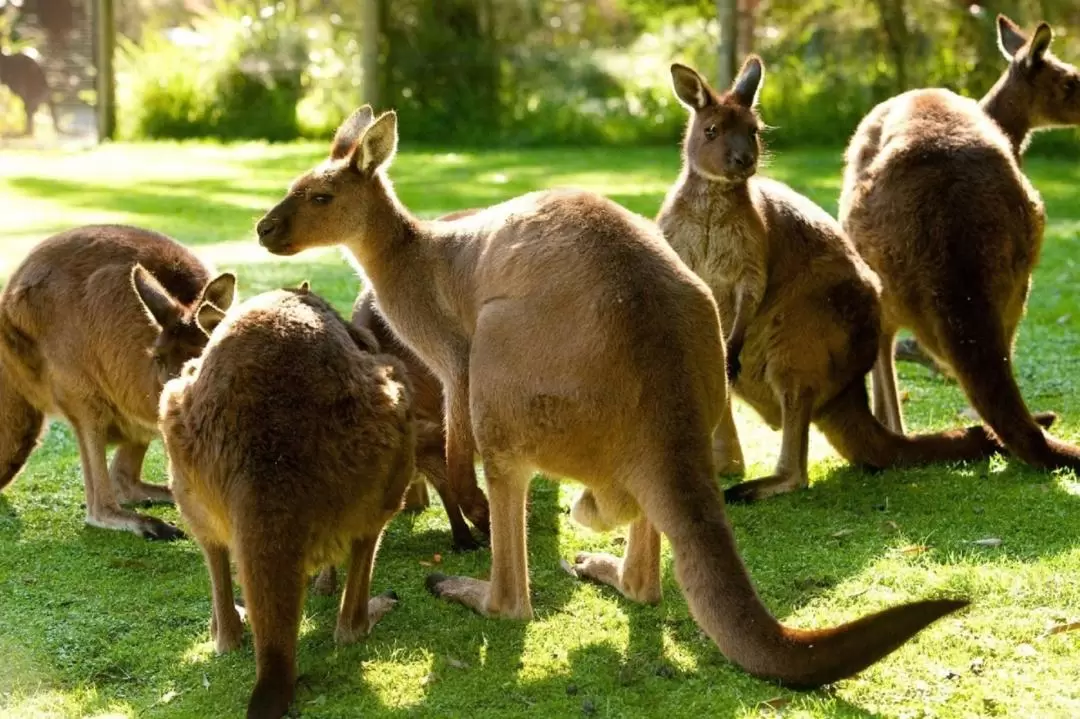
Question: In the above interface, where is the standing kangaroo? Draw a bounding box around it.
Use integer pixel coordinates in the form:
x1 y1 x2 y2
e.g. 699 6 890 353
839 15 1080 472
0 49 58 137
352 286 490 550
255 106 967 688
0 225 235 539
159 284 414 719
657 58 1014 502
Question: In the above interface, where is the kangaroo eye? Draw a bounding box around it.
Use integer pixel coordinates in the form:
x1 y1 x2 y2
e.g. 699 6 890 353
704 125 718 140
311 194 333 205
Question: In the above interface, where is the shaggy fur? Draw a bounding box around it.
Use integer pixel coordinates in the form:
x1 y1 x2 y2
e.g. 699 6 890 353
159 285 415 719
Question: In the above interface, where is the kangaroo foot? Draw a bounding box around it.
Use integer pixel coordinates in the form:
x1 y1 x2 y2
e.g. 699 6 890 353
724 473 808 504
570 552 661 604
210 605 245 654
115 481 173 507
425 573 531 620
334 590 399 645
450 526 483 552
86 507 185 541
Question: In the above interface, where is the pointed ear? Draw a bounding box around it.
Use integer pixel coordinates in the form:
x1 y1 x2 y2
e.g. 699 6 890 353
1027 22 1053 64
195 302 226 337
131 264 180 330
997 15 1028 60
732 55 764 108
670 63 713 111
200 272 236 312
350 111 398 174
297 280 311 293
330 106 375 161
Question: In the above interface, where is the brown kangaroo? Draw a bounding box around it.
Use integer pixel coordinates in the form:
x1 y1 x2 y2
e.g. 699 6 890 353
0 49 58 137
0 224 234 539
255 105 967 688
657 58 1018 503
352 286 490 550
159 283 414 719
839 15 1080 472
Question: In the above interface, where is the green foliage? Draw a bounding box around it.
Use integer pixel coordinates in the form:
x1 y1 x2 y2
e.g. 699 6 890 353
116 6 305 141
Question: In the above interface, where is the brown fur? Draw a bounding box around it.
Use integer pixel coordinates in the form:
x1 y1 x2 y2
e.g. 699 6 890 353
352 285 490 550
159 285 414 719
253 106 968 688
658 58 1007 503
839 15 1080 471
0 50 58 137
0 225 234 539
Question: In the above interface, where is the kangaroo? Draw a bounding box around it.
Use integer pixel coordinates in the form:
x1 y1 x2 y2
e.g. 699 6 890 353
254 105 967 688
352 286 490 550
656 58 1020 503
839 15 1080 471
0 224 234 539
158 283 414 719
0 49 58 137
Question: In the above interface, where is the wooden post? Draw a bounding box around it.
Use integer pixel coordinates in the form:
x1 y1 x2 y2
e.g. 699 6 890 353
96 0 115 140
715 0 738 88
360 0 380 108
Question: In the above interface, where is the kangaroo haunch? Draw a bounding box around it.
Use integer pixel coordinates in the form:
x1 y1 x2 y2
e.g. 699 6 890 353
839 15 1080 472
255 105 968 688
0 224 234 539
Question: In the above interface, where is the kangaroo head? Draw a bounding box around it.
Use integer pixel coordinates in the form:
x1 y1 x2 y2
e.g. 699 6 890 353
670 56 764 184
997 15 1080 129
131 265 237 384
257 105 398 257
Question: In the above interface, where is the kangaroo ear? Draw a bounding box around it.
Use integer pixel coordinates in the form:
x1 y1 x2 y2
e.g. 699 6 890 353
200 272 236 312
297 280 311 293
1026 22 1053 65
131 264 180 330
195 302 226 337
331 106 375 161
350 111 398 175
732 55 764 108
997 15 1028 60
671 63 714 111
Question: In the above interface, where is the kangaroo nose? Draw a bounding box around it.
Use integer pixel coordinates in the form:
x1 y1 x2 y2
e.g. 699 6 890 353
731 153 753 169
256 216 277 239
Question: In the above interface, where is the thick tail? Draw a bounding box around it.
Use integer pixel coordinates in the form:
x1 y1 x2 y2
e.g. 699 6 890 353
933 297 1080 472
639 453 967 687
0 362 44 491
816 380 999 469
238 547 304 719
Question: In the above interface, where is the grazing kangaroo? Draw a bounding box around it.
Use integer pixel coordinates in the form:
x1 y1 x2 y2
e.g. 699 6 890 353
0 225 234 539
839 15 1080 472
352 286 490 550
0 49 58 137
159 284 414 719
255 105 967 688
657 58 1012 503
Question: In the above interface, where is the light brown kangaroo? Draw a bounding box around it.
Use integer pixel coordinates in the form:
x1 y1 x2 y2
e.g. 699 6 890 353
352 286 490 550
0 49 59 137
839 15 1080 472
657 58 1021 503
159 284 414 719
0 224 234 539
255 105 967 688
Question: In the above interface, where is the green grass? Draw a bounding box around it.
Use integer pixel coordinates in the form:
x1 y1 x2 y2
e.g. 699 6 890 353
0 141 1078 719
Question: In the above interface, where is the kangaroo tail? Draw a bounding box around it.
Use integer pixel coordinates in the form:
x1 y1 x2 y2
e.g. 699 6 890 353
934 295 1080 471
238 546 304 719
815 380 1000 469
0 361 44 491
639 448 966 687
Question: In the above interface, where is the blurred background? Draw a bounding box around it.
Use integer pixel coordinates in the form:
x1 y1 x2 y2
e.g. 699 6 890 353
1 0 1078 153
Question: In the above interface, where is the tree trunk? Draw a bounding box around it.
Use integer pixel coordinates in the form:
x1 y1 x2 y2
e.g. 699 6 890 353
873 0 910 92
737 0 758 58
360 0 380 108
715 0 738 87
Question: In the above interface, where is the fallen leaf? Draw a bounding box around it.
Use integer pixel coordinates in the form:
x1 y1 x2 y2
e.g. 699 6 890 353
308 695 327 706
1057 314 1071 325
884 520 900 532
432 553 443 564
899 544 930 555
759 696 791 711
830 529 853 538
421 672 437 686
160 690 179 705
971 537 1002 547
418 561 433 567
202 673 210 690
1047 621 1080 636
446 656 469 670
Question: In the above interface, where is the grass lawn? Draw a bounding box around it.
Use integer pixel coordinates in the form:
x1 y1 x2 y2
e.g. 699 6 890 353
0 141 1078 719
